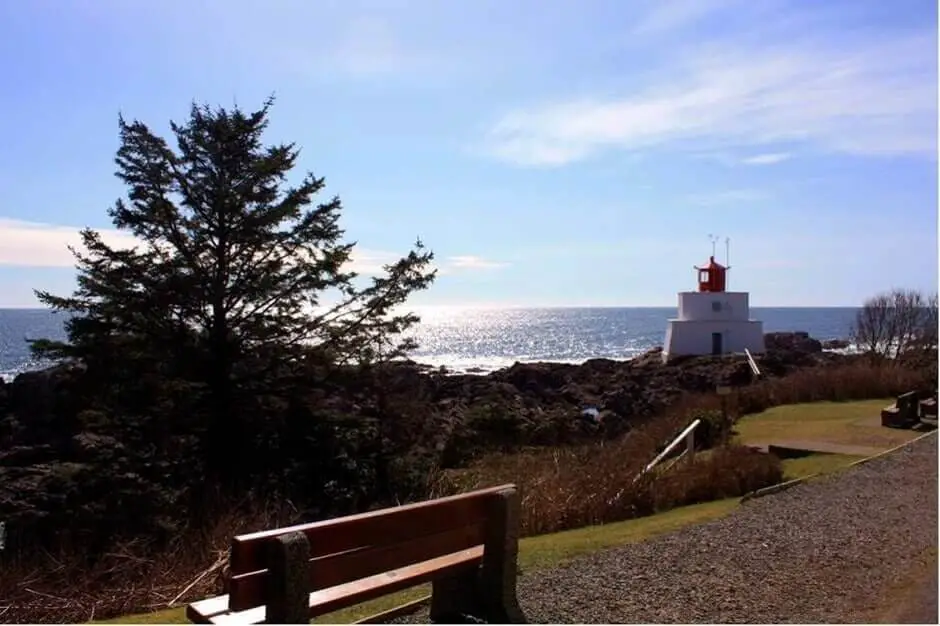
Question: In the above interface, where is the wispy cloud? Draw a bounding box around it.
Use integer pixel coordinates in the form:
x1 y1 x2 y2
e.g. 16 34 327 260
0 218 138 268
0 219 507 278
482 10 936 166
345 248 404 275
446 255 508 271
741 152 792 165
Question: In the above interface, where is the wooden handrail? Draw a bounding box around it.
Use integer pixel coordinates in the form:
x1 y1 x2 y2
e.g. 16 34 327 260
744 348 761 378
633 418 702 483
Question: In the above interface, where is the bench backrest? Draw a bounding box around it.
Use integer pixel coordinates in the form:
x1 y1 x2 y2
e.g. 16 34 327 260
225 484 515 613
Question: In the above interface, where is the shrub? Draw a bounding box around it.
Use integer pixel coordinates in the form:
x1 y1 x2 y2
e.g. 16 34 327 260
431 412 781 537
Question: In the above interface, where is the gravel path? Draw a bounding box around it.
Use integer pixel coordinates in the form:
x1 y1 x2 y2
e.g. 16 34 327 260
397 433 938 624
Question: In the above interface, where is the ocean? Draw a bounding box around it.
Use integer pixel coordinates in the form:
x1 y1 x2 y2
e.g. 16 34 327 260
0 307 860 381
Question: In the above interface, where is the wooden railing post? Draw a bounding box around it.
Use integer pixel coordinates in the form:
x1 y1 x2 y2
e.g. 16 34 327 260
266 531 310 624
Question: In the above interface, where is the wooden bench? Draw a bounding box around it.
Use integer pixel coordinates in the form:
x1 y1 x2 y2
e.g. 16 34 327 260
881 391 921 429
186 484 526 624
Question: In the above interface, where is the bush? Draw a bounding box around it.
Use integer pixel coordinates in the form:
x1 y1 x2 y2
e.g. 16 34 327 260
431 409 781 537
654 445 783 506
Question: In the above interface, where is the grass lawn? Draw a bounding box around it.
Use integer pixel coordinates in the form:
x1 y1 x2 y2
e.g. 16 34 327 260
780 453 864 480
94 498 740 625
733 398 919 451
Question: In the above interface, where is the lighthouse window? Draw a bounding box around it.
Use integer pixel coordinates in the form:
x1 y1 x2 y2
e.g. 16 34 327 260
712 301 722 312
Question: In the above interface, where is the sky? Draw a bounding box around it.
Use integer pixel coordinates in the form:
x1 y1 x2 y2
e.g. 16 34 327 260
0 0 937 308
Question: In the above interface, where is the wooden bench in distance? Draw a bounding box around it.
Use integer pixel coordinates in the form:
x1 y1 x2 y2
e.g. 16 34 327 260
186 484 526 624
882 391 921 429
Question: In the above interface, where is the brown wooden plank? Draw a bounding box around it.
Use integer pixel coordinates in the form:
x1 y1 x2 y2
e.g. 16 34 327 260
230 485 510 575
306 547 483 619
228 523 484 611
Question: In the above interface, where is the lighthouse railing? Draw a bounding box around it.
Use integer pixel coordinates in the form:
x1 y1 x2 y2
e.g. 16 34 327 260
633 418 702 483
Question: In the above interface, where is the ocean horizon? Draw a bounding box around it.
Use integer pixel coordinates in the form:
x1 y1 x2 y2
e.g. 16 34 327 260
0 306 860 381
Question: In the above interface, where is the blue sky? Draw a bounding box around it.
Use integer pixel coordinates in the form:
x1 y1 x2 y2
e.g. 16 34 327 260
0 0 936 308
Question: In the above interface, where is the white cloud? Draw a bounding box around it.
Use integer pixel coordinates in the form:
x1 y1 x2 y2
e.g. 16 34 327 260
445 255 508 270
0 219 507 279
482 27 936 166
741 152 792 165
345 248 402 274
0 218 138 267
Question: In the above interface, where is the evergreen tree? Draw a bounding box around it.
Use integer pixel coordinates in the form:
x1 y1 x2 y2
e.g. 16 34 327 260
33 97 436 482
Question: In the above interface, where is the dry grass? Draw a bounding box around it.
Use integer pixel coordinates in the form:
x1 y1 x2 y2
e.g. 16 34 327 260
0 500 300 625
431 419 781 537
737 360 931 414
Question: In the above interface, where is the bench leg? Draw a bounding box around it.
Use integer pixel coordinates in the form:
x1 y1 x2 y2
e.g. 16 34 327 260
479 486 527 624
430 487 527 624
429 570 479 623
267 531 311 624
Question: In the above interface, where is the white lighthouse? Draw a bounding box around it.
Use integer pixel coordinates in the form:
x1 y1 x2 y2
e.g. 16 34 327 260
662 248 764 363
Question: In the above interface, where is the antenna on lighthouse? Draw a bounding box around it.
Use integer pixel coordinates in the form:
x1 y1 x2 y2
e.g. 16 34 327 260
725 237 731 290
708 234 719 258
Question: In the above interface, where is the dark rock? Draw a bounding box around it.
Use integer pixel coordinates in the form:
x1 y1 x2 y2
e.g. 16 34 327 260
497 362 576 393
0 444 58 466
764 331 823 353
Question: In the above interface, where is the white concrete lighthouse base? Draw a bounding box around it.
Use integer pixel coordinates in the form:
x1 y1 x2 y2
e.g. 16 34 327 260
662 319 765 363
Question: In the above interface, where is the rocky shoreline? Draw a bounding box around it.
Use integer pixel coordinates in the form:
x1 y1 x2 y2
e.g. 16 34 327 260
0 332 854 458
0 331 860 555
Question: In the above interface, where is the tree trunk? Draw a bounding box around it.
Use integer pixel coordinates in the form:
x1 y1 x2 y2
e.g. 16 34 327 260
206 302 242 488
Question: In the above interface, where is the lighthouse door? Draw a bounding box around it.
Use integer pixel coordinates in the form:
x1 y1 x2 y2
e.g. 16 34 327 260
711 332 723 355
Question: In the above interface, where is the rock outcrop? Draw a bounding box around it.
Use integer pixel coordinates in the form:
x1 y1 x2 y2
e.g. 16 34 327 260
764 331 823 354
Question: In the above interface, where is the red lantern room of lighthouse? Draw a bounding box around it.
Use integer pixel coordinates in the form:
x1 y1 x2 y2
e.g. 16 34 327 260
695 256 728 293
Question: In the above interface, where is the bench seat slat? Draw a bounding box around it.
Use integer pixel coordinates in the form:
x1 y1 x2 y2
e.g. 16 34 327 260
190 546 485 624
